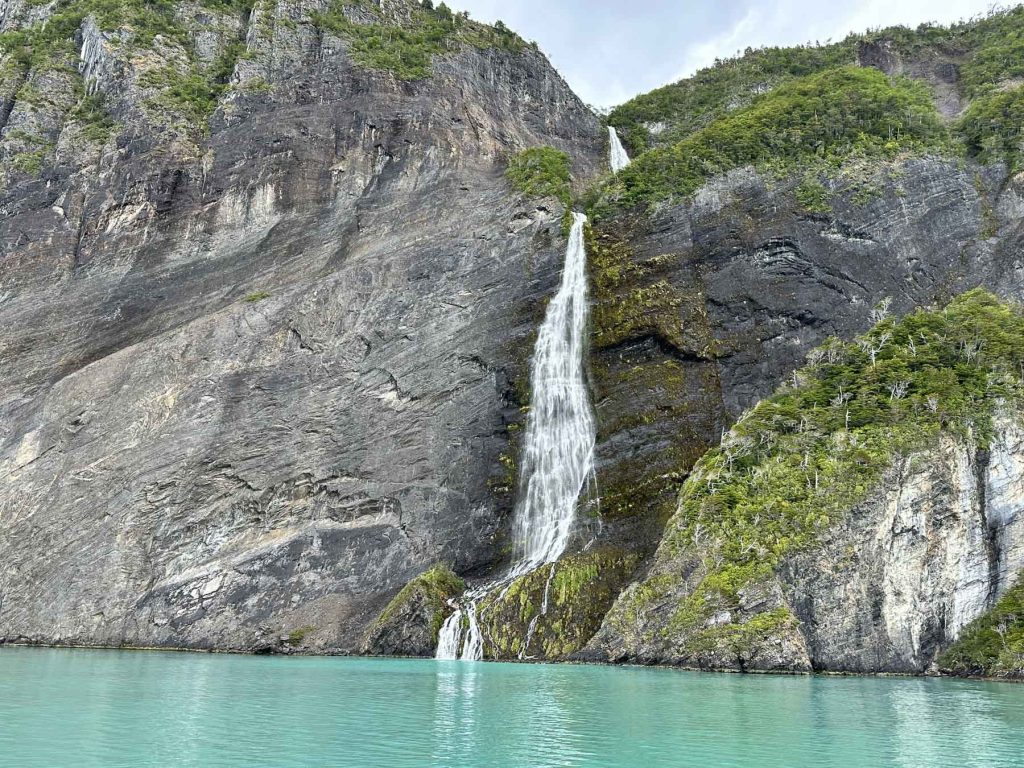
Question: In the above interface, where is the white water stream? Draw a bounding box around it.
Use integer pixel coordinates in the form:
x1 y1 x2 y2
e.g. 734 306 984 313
436 212 596 661
608 126 631 173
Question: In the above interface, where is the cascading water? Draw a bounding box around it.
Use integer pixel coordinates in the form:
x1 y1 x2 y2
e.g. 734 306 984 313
436 212 596 661
608 126 631 173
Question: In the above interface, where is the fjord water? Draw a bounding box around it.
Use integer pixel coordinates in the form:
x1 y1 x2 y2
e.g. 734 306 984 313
2 649 1023 768
437 212 596 660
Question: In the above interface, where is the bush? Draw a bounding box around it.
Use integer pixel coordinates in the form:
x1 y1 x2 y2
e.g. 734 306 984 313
505 146 572 206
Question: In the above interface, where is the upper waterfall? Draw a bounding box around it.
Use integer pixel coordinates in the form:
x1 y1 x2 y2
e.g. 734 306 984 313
436 212 596 660
608 127 631 173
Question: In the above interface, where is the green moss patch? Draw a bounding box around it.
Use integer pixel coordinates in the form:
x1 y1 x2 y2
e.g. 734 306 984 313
478 548 640 659
371 564 465 643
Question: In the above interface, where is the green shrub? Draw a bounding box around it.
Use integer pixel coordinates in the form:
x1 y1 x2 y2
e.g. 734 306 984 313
243 290 271 302
286 625 316 646
939 578 1024 678
72 92 118 142
505 146 571 206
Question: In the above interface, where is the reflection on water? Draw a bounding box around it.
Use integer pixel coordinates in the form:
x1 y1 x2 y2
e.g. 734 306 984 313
1 648 1022 768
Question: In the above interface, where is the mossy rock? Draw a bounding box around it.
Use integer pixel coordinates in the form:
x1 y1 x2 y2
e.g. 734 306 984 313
362 564 465 657
477 548 640 660
607 290 1024 667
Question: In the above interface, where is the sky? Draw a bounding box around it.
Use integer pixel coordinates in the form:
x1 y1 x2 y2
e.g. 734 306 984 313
444 0 1004 108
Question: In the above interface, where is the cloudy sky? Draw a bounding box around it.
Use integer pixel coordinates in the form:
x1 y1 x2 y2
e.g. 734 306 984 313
445 0 1002 108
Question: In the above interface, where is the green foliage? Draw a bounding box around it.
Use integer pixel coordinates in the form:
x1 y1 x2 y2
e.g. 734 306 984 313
312 0 524 81
794 172 833 213
939 576 1024 678
504 146 571 206
958 85 1024 172
954 7 1024 98
608 42 857 153
605 67 949 211
608 7 1024 157
285 625 316 646
646 290 1024 647
72 92 118 142
11 146 48 175
243 290 271 302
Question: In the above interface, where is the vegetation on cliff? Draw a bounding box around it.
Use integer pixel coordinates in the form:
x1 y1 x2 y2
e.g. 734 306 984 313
370 564 466 644
600 67 949 211
597 7 1024 215
616 290 1024 652
609 6 1024 152
505 146 572 206
312 0 525 80
477 549 640 659
939 577 1024 678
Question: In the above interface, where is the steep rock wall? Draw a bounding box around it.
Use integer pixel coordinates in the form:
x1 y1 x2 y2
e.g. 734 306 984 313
0 0 604 652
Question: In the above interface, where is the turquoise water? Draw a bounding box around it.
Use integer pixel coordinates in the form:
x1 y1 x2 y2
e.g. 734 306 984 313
1 648 1022 767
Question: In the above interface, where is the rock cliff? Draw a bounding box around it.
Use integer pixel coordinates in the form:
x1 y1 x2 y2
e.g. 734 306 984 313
2 1 1023 677
0 0 603 652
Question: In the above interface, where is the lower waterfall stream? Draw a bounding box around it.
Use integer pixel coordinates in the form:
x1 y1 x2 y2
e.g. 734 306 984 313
436 212 596 660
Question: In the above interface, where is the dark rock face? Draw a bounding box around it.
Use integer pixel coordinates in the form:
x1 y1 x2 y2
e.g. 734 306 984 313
0 2 603 651
584 160 1024 670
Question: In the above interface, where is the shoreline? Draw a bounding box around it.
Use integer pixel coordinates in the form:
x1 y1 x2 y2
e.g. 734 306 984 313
2 640 1020 684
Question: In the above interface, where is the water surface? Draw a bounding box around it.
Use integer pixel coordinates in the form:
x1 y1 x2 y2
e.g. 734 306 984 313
1 647 1021 767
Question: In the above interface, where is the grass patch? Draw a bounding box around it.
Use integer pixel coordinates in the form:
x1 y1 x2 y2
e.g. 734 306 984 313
243 290 271 302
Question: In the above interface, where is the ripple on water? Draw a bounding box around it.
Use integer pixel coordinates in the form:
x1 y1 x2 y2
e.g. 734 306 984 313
0 649 1022 768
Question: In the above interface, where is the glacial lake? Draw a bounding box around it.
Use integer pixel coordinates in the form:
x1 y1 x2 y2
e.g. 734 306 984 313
1 647 1022 767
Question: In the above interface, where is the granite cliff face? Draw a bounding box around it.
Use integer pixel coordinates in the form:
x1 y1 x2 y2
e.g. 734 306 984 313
0 0 603 652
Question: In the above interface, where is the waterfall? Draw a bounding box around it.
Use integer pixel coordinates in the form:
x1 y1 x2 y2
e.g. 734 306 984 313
509 212 596 575
436 212 596 661
608 127 631 173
